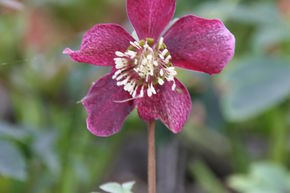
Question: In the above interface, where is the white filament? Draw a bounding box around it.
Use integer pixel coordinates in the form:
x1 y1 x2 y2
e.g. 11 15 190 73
113 37 177 98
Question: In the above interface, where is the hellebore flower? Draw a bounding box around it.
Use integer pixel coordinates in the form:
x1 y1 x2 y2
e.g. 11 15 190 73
63 0 235 137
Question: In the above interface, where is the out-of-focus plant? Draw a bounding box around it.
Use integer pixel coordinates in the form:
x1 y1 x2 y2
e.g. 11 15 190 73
228 162 290 193
92 181 135 193
219 57 290 121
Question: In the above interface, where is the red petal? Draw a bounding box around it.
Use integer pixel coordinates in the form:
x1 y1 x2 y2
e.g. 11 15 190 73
164 15 235 75
127 0 176 41
64 24 134 66
135 79 191 133
82 72 134 137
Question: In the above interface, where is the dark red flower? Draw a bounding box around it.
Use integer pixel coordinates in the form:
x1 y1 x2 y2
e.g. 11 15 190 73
64 0 235 137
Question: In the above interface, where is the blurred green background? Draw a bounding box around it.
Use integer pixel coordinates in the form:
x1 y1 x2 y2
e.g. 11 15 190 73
0 0 290 193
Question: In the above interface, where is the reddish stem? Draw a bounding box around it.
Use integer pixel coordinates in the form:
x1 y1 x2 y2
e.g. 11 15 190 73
148 121 156 193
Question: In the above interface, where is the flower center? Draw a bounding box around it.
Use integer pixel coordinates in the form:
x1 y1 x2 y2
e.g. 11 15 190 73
112 37 177 98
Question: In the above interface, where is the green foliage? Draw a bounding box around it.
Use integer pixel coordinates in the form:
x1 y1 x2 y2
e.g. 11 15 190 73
0 140 26 180
94 181 135 193
196 2 284 26
220 57 290 121
189 160 229 193
228 162 290 193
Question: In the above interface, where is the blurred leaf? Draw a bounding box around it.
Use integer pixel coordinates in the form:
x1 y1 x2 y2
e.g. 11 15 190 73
11 92 45 127
196 2 283 26
100 182 123 193
266 110 288 164
0 140 27 180
0 122 30 141
228 162 290 193
121 181 135 192
189 160 229 193
220 57 290 121
253 26 290 53
100 181 135 193
183 124 231 156
31 130 60 175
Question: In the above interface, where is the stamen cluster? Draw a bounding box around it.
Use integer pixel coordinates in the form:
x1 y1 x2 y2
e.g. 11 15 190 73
112 37 177 98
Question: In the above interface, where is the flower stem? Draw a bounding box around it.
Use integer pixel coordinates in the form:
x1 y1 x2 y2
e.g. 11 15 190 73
148 121 156 193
